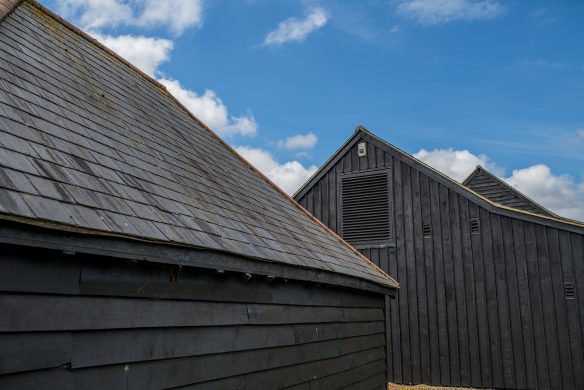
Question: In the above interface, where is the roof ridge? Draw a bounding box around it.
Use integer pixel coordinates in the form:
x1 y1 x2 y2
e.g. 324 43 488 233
2 0 398 288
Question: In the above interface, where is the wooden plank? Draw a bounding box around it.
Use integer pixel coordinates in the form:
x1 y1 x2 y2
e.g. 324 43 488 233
559 230 584 390
412 168 430 385
501 216 526 388
547 227 574 389
511 218 537 390
0 333 71 375
480 207 503 388
126 338 385 389
535 224 561 388
71 321 384 368
420 172 440 386
431 180 449 385
243 348 384 389
80 259 385 308
0 294 384 332
402 163 420 384
448 189 468 386
393 156 409 384
489 214 515 388
524 222 550 389
328 168 337 232
459 197 481 387
0 247 80 294
308 359 385 390
439 184 459 386
570 233 584 389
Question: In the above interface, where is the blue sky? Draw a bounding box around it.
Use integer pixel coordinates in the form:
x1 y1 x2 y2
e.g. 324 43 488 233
43 0 584 220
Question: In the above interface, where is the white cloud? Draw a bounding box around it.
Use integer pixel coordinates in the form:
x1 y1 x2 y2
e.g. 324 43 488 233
90 33 173 77
57 0 133 30
396 0 503 25
389 25 401 33
505 165 584 222
277 133 318 150
414 147 504 181
264 7 328 46
159 78 257 137
136 0 203 36
235 146 317 194
57 0 203 35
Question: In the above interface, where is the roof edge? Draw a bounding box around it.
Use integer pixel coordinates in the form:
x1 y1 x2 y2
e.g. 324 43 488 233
463 165 558 217
0 213 398 293
296 127 584 232
14 1 396 289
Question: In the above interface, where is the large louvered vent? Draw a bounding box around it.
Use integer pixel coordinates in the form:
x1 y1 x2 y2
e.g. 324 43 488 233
340 171 391 246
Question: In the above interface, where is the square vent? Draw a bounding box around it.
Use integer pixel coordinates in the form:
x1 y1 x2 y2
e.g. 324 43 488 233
422 221 432 238
340 170 391 246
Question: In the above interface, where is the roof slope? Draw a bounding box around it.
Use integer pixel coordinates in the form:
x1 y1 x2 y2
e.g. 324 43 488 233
463 166 556 217
295 127 584 233
0 1 396 290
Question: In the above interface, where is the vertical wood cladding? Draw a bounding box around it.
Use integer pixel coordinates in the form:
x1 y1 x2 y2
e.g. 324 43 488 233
296 135 584 389
0 243 388 390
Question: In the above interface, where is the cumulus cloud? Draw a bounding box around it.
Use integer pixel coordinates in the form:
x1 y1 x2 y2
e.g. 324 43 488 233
57 0 203 35
396 0 503 25
89 33 173 77
414 147 504 181
235 146 317 194
505 165 584 222
264 7 328 46
159 78 257 137
277 133 318 150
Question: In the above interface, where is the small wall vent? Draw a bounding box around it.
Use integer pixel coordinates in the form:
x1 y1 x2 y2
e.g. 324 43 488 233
358 142 367 157
470 217 480 234
564 282 575 299
422 221 432 238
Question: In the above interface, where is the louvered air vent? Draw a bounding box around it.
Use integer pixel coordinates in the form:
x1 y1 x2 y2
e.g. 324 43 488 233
470 217 480 234
564 282 575 299
422 221 432 238
340 171 390 245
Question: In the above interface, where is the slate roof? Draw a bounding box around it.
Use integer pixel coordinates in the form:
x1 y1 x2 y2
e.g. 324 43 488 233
0 0 397 290
462 166 556 218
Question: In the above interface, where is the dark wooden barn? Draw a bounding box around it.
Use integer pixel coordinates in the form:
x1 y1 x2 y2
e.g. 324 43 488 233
0 2 398 389
295 126 584 390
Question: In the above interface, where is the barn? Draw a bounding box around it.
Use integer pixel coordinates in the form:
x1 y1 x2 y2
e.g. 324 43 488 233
295 126 584 390
0 1 399 388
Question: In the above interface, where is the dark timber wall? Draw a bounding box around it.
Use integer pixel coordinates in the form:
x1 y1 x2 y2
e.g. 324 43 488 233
0 239 388 389
296 132 584 390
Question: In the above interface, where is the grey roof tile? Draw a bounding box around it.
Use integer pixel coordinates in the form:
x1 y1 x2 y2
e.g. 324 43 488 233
0 1 396 289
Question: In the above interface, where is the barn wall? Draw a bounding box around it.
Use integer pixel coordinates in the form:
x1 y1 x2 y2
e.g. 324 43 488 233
0 242 388 390
297 136 584 390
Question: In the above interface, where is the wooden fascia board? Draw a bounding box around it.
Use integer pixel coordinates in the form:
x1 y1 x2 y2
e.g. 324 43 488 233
0 220 398 296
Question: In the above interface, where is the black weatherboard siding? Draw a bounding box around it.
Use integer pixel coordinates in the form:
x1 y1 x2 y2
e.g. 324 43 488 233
0 222 388 389
0 1 397 388
295 127 584 390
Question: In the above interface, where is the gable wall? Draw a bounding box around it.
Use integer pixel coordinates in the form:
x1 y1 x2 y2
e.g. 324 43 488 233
297 135 584 389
